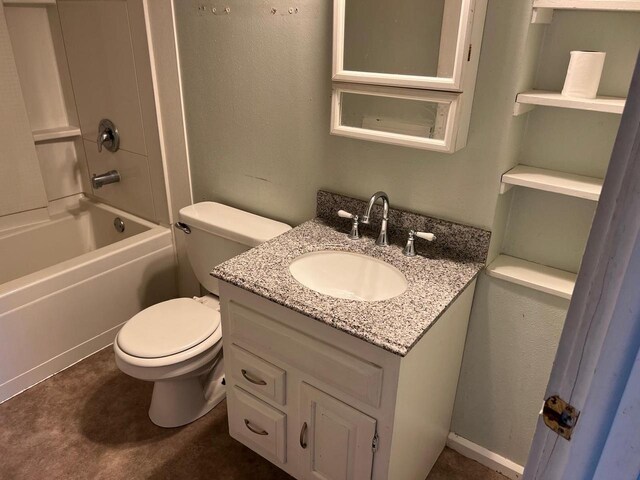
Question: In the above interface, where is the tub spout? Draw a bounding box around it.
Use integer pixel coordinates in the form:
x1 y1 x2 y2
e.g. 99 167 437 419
92 170 120 189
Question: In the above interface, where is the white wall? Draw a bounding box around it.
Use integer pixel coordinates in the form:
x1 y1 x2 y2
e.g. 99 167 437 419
0 6 47 218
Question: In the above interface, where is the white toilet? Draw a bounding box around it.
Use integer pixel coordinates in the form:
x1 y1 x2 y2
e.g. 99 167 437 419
114 202 291 428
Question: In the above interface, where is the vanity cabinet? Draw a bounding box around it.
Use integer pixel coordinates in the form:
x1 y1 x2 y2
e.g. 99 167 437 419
220 279 476 480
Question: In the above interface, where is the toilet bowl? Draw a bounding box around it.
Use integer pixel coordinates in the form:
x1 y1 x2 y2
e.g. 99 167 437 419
113 202 291 428
114 296 226 428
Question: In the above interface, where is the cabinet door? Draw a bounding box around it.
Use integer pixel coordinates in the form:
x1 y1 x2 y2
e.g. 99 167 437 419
299 383 376 480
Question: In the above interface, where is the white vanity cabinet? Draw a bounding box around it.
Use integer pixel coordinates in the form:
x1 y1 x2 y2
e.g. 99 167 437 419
219 280 476 480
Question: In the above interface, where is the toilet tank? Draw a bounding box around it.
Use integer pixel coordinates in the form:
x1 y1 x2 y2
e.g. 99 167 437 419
178 202 291 295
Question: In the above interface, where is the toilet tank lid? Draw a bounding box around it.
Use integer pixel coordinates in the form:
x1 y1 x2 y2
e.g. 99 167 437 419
179 202 291 247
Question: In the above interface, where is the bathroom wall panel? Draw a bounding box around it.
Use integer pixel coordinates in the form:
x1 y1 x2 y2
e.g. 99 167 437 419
59 0 169 225
84 140 156 221
451 273 568 465
501 189 596 274
0 5 48 218
58 0 147 157
173 0 631 469
174 1 533 230
519 108 619 179
4 5 70 131
534 11 640 98
36 140 89 201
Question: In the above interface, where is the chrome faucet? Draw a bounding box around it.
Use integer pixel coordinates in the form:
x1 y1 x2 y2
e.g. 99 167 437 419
361 191 390 246
97 119 120 153
92 170 121 189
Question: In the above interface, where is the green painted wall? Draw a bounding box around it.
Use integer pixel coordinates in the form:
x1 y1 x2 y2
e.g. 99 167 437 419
174 0 640 467
174 1 533 230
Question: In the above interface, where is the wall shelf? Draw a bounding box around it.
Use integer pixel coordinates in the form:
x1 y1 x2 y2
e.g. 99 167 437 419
514 90 626 115
500 165 603 200
2 0 56 5
533 0 640 11
32 126 81 143
487 255 576 299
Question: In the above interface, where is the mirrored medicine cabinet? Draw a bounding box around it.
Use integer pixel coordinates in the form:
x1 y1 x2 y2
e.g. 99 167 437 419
331 0 487 153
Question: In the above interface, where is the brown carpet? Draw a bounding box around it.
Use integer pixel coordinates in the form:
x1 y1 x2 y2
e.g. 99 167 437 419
0 347 507 480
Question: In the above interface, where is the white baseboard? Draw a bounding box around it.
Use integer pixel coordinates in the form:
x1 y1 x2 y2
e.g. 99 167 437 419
0 324 123 404
447 432 525 480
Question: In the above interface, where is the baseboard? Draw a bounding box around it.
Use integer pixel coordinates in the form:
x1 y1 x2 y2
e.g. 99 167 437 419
447 432 524 480
0 323 123 404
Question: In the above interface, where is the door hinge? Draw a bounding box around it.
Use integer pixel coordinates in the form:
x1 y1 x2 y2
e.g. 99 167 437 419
372 432 379 453
467 44 473 61
542 395 580 440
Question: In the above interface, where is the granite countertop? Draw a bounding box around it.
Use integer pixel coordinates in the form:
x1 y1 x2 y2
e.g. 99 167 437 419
212 191 491 356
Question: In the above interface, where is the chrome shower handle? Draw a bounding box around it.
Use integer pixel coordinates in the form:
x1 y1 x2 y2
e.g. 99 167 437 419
97 119 120 153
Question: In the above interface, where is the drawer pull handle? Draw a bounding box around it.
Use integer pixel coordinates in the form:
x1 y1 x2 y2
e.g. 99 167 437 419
241 369 267 386
300 422 308 449
244 419 269 436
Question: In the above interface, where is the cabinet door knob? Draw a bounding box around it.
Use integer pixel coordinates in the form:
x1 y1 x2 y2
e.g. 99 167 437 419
244 419 268 436
241 369 267 386
300 422 308 449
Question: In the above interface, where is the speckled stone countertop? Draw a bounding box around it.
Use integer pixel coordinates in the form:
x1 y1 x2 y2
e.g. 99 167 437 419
212 191 491 356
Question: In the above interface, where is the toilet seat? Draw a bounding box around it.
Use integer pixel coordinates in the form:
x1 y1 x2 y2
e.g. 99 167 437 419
115 298 222 368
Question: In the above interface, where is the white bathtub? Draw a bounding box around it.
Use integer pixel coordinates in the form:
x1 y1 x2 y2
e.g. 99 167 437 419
0 196 177 402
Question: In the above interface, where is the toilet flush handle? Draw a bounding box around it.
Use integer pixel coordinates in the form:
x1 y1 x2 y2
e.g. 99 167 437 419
174 222 191 234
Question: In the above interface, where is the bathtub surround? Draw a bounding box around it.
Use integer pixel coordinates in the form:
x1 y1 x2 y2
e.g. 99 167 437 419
58 0 169 224
0 0 181 403
3 4 90 211
0 6 47 218
213 190 490 355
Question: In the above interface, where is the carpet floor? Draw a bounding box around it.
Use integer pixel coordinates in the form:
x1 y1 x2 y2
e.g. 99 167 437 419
0 347 507 480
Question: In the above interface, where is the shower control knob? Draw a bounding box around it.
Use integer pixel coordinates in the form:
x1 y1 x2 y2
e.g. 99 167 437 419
97 119 120 153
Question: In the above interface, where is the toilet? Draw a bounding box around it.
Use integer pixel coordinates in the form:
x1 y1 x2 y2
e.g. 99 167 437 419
114 202 291 428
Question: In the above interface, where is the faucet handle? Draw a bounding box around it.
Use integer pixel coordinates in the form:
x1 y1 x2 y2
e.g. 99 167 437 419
337 210 360 240
414 231 436 242
403 230 436 257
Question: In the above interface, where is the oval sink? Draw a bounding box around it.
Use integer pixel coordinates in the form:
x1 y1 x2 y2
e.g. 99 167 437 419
289 251 407 301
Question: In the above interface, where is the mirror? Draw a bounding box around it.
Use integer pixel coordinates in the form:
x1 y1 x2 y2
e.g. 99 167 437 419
333 0 473 91
331 84 460 152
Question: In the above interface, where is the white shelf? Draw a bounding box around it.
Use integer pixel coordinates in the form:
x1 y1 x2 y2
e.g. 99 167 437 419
533 0 640 11
32 126 82 143
500 165 603 200
514 90 626 116
487 255 576 299
2 0 56 4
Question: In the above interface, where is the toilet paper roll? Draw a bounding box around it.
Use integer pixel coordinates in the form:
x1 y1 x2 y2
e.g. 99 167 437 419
561 51 606 99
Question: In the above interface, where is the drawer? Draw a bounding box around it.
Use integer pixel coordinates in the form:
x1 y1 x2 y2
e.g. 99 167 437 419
228 343 286 405
227 301 384 408
228 386 287 463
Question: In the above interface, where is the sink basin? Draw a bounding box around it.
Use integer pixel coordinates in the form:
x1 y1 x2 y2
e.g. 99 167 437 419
289 250 407 301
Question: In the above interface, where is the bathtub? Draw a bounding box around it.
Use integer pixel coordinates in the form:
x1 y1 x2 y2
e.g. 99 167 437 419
0 196 177 402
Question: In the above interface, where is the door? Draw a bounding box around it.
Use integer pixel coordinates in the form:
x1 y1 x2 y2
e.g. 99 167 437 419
299 383 376 480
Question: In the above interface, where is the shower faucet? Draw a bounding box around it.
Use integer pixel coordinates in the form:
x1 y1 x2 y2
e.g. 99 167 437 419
92 170 121 189
361 191 390 247
97 119 120 153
